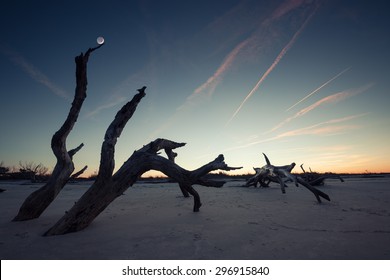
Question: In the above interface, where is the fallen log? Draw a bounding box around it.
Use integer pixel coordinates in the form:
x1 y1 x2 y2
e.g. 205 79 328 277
246 153 330 203
300 164 344 186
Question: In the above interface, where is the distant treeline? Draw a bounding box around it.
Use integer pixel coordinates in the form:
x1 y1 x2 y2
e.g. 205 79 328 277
0 161 51 182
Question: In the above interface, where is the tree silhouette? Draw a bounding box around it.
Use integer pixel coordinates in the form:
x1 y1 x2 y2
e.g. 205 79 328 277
13 45 102 221
13 44 241 235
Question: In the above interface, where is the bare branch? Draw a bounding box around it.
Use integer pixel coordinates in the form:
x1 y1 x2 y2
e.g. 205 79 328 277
97 88 146 181
45 137 242 235
139 138 186 154
68 143 84 158
70 165 88 179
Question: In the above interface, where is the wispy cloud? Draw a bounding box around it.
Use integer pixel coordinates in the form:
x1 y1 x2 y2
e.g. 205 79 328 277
85 96 129 118
269 0 310 21
195 39 250 97
85 62 152 118
193 0 313 100
179 0 318 114
155 0 320 137
223 113 368 153
0 46 71 100
225 5 317 126
286 67 351 112
277 123 358 138
269 83 374 133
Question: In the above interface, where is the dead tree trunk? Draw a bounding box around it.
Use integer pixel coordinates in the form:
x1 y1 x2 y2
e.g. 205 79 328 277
44 89 241 236
245 153 330 203
13 45 102 221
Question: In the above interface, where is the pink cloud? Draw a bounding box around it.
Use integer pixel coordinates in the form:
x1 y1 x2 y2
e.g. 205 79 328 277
286 67 351 112
269 83 374 133
190 0 319 109
192 39 250 97
269 0 309 21
223 113 368 152
226 5 317 126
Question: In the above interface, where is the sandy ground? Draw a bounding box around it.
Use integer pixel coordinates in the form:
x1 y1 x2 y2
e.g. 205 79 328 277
0 177 389 260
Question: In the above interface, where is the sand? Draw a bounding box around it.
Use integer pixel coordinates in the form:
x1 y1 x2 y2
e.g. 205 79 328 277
0 177 389 260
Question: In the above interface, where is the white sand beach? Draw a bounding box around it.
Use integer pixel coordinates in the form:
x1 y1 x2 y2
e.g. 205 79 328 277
1 177 389 260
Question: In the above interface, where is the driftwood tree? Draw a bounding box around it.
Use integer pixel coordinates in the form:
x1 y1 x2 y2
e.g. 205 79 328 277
44 88 241 236
246 153 330 203
11 43 241 235
300 164 344 186
13 45 102 221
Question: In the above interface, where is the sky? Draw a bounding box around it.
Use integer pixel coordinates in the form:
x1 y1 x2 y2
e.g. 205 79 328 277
1 0 389 177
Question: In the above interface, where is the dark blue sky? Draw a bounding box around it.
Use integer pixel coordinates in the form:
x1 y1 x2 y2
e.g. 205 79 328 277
1 0 389 175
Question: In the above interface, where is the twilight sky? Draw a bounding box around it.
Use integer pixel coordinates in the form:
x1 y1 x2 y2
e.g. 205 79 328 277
1 0 389 177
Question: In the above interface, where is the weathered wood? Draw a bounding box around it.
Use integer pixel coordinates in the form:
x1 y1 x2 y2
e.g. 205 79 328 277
70 165 88 180
296 177 330 203
300 164 344 186
43 89 241 235
44 144 240 235
13 45 103 221
246 153 330 203
95 87 147 186
195 178 225 188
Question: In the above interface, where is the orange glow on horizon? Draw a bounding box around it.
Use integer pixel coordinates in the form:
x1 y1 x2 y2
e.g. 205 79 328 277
78 163 390 179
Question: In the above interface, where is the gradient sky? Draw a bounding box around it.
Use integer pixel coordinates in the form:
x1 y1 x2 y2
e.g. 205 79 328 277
1 0 389 177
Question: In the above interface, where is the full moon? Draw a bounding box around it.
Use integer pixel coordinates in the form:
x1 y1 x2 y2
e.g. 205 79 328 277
97 36 105 45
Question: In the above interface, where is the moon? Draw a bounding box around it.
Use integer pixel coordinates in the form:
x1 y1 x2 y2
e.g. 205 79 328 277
97 36 105 45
